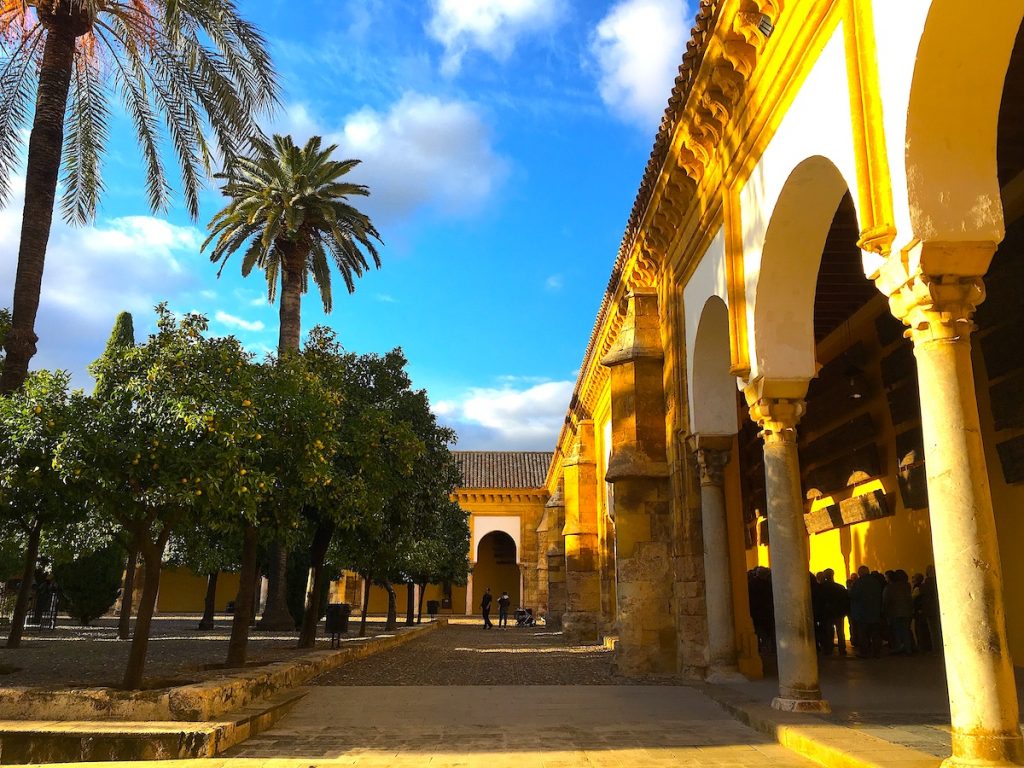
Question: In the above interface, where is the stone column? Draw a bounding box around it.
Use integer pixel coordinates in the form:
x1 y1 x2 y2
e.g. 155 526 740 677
536 481 562 621
562 421 603 642
887 267 1023 767
601 288 676 675
690 434 743 682
545 481 567 629
747 388 828 713
465 571 473 616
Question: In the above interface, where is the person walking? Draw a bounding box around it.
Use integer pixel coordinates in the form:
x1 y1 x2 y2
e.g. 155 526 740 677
498 591 511 628
481 587 493 629
823 569 850 655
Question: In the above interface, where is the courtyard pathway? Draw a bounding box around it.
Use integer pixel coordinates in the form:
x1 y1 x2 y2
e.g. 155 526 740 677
226 622 819 767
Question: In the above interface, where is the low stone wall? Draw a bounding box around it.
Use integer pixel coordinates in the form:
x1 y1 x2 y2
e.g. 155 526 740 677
0 620 443 723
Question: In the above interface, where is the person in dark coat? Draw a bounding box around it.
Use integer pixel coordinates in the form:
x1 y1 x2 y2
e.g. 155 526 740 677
822 569 850 655
748 567 775 654
849 565 883 658
480 587 493 629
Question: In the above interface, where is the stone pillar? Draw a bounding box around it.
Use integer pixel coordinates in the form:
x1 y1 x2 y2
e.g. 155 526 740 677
545 481 567 629
886 265 1023 767
746 387 828 713
601 288 676 675
465 571 474 616
690 434 743 682
562 421 603 642
536 481 562 621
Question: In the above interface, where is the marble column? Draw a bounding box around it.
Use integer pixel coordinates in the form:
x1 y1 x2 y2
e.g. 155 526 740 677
691 434 743 682
747 389 828 713
887 265 1023 767
562 420 603 642
602 288 676 674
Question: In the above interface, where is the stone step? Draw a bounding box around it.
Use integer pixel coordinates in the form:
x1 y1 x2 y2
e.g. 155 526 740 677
0 688 307 764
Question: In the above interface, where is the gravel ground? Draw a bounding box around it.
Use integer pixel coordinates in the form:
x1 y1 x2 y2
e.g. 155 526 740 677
315 620 674 686
0 614 407 689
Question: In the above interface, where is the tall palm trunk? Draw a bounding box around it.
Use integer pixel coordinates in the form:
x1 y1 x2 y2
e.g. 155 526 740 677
0 24 77 394
226 524 258 667
122 530 169 690
117 547 138 640
7 518 42 648
298 520 335 648
262 251 305 629
198 571 218 630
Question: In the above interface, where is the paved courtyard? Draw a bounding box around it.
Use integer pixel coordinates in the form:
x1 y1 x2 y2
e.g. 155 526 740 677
228 623 819 766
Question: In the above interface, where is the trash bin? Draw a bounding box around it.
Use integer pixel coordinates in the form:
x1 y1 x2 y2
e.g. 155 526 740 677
427 600 440 617
325 603 351 642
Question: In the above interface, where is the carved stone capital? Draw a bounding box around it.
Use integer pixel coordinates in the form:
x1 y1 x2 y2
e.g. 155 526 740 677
687 434 733 487
748 398 805 445
888 273 985 345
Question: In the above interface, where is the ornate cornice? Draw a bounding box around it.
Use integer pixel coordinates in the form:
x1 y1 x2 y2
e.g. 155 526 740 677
549 0 781 480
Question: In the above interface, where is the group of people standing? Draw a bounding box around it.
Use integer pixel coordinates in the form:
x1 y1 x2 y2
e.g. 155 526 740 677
748 564 942 659
480 587 512 629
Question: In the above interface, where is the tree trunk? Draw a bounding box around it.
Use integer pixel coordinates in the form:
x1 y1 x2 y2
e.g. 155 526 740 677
417 582 427 624
405 583 415 625
277 250 304 357
298 521 335 649
198 572 218 630
384 581 397 631
0 24 77 394
226 524 258 667
359 576 370 637
117 547 137 640
7 519 42 649
122 533 168 690
259 541 294 631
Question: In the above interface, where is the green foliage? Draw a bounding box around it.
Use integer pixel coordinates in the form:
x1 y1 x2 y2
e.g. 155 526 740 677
0 2 278 222
53 544 123 625
0 369 88 540
104 312 135 353
285 545 337 625
204 135 382 310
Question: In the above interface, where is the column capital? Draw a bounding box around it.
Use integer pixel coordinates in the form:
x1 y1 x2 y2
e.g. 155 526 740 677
747 398 805 445
888 273 985 345
688 434 733 487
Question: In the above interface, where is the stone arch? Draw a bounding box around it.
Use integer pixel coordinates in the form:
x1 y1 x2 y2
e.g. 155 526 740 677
905 0 1024 243
471 515 521 563
473 530 520 612
690 295 736 436
751 156 855 382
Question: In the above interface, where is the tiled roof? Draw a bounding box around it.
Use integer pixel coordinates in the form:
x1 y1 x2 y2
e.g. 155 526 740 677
453 451 554 489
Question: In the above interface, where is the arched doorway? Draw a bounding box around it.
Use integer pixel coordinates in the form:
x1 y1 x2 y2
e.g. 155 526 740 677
472 531 520 613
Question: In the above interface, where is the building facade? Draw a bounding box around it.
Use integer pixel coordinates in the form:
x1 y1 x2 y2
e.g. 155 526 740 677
526 2 1024 767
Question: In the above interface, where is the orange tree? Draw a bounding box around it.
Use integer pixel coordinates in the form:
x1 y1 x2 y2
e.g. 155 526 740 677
0 368 89 647
222 353 341 664
295 331 422 647
0 1 277 394
70 306 269 688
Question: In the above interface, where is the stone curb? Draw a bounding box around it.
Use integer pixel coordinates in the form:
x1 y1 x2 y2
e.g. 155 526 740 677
0 620 444 723
699 683 942 768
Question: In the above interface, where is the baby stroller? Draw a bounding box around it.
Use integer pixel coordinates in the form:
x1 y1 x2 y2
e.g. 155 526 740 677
514 608 535 627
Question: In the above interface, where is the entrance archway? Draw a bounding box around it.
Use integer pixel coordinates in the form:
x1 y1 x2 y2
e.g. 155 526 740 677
472 531 520 613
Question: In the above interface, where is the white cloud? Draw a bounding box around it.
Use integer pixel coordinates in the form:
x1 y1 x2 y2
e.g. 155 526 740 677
270 95 507 221
591 0 690 127
427 0 565 75
336 93 508 219
436 379 573 450
544 274 563 291
0 177 207 387
374 293 398 303
214 311 266 333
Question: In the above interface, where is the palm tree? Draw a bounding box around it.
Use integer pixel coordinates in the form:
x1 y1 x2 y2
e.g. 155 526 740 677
204 133 382 630
205 134 382 357
0 0 277 394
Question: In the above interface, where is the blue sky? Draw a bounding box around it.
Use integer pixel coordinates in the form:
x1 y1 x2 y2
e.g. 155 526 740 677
0 0 693 450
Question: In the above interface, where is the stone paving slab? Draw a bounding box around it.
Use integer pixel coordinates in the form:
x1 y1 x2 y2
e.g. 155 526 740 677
220 686 820 766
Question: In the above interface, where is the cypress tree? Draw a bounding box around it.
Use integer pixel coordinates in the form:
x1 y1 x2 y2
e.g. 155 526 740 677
105 312 136 352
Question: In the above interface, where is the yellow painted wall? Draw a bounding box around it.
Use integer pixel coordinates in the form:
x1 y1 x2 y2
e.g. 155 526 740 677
156 568 241 613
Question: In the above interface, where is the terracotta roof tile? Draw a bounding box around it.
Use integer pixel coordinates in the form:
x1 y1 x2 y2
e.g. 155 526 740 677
453 451 554 490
